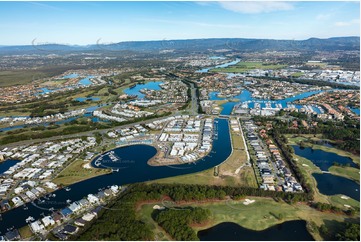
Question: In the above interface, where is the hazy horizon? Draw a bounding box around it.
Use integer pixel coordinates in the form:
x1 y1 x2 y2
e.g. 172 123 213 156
0 1 359 45
0 35 360 47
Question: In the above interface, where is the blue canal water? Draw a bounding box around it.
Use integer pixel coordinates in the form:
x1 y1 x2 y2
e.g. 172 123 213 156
0 124 28 132
220 102 239 115
348 107 360 116
123 81 163 99
209 56 225 60
79 76 94 86
0 159 21 175
313 173 360 201
0 118 231 234
62 73 79 79
198 220 314 241
39 87 53 94
74 97 100 102
196 59 240 73
210 89 323 115
292 145 356 171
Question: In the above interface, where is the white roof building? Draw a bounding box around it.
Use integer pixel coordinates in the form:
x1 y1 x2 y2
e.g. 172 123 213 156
41 216 55 227
87 194 99 204
30 221 45 233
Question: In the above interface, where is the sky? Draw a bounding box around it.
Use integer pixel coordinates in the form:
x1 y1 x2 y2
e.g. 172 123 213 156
0 1 359 45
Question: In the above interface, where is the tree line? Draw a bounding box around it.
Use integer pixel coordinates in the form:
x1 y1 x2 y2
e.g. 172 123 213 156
76 182 312 240
153 207 210 240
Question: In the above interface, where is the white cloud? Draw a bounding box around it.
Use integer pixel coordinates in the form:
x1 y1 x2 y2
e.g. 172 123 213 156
218 1 294 14
335 19 360 27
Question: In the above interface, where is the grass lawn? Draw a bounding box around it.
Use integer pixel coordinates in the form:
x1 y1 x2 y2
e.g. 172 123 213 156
0 67 72 87
148 129 257 187
305 62 327 67
18 225 33 239
139 197 356 241
211 61 286 73
0 110 32 117
52 159 111 186
329 195 360 210
137 203 174 241
328 166 360 182
291 72 305 77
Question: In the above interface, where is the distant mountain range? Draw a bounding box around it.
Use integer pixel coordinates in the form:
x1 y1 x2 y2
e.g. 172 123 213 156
0 37 359 54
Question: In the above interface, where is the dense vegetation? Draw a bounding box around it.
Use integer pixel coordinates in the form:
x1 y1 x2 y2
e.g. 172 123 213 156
319 221 361 241
153 207 210 240
268 118 360 154
77 183 311 240
336 223 360 241
311 202 356 216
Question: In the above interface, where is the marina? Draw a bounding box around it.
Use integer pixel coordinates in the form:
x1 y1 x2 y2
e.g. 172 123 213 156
0 118 232 234
210 89 325 115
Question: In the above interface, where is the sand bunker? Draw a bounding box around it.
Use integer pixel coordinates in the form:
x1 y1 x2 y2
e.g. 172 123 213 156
153 205 165 210
243 199 255 205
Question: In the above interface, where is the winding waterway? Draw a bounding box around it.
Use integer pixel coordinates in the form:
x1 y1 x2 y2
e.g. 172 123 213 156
196 59 241 73
292 145 359 201
0 118 231 234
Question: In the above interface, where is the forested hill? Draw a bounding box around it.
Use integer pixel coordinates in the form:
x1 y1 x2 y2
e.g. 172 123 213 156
0 37 359 54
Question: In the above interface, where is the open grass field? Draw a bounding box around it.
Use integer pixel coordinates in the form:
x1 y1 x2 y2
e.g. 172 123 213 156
0 67 73 87
18 225 33 239
52 158 111 186
291 72 305 77
149 129 257 187
305 62 327 67
137 203 174 241
139 197 357 241
329 194 360 209
211 61 286 73
329 166 360 182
